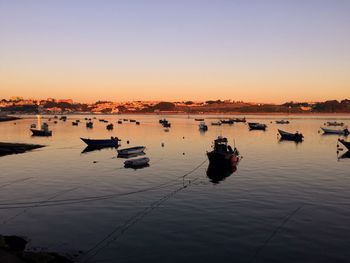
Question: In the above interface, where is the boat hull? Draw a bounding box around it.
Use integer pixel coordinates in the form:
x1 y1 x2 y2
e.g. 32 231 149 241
81 138 119 147
278 129 303 142
207 151 240 168
30 129 52 136
339 139 350 150
117 146 146 156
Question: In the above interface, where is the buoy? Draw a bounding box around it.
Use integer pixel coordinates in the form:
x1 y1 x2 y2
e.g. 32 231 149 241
127 140 130 144
161 143 164 147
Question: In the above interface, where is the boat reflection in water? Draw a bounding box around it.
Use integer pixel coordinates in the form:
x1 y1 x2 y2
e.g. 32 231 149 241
206 136 241 184
206 163 238 184
81 145 119 154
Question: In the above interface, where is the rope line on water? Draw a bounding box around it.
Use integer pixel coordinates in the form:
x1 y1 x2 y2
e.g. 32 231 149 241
249 206 302 263
0 159 208 209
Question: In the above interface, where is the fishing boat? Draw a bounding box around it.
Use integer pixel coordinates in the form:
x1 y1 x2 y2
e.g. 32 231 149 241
136 121 140 125
81 137 120 147
106 123 114 130
276 120 290 124
117 120 122 124
211 122 222 126
195 118 204 121
199 122 208 131
278 129 304 142
207 136 240 167
321 127 349 136
86 121 93 128
326 121 344 126
338 139 350 150
162 122 171 128
72 121 78 126
30 123 52 136
59 116 67 121
159 119 168 124
117 146 146 156
124 157 150 168
130 119 136 122
220 119 234 124
248 122 267 130
233 117 246 123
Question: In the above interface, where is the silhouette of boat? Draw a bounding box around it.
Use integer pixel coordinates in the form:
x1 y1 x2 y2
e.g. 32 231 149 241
117 146 146 156
276 120 290 124
195 118 204 121
86 121 93 128
321 127 349 136
199 122 208 131
248 122 267 130
278 129 303 142
207 136 240 168
30 123 52 136
220 119 234 124
81 137 120 147
211 122 222 126
326 121 344 126
233 117 246 123
106 124 114 130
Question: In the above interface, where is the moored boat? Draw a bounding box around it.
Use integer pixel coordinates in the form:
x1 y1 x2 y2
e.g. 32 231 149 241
81 137 121 147
321 127 349 136
276 120 290 124
30 123 52 136
117 146 146 156
220 119 234 124
124 157 150 168
199 122 208 131
278 129 303 142
326 121 344 126
248 122 267 130
86 121 93 128
233 117 246 123
72 121 78 126
338 139 350 150
211 122 222 126
207 136 240 168
195 118 204 121
106 123 114 130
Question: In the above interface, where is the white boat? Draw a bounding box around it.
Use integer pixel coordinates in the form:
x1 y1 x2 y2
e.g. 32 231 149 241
321 127 349 135
117 146 146 156
124 157 150 168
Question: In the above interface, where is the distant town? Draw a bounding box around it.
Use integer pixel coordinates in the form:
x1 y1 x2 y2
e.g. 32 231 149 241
1 96 350 114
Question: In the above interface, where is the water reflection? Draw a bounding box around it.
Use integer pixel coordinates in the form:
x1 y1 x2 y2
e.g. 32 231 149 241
81 145 118 154
206 163 238 184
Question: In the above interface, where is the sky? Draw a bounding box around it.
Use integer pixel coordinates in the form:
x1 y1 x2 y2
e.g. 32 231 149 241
0 0 349 103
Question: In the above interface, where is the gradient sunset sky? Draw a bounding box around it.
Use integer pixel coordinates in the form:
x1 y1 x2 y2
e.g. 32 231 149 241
0 0 349 103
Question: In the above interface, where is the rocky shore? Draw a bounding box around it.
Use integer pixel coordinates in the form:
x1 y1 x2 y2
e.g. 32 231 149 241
0 143 45 157
0 235 73 263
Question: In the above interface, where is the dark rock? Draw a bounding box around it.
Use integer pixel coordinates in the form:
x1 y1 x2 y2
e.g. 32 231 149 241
4 236 27 252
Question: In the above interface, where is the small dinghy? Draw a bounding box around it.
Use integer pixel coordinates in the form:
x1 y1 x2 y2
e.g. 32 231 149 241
276 120 290 124
233 117 246 123
117 146 146 156
81 137 120 147
199 122 208 131
117 120 122 124
220 119 234 124
72 121 79 126
248 122 267 130
326 121 344 126
86 121 93 128
136 121 140 125
338 139 350 150
124 157 150 168
278 129 303 142
321 127 349 136
195 118 204 121
211 122 222 126
31 123 52 136
106 123 114 130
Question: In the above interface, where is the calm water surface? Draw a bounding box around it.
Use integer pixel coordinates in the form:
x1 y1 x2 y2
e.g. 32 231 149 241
0 115 350 263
